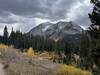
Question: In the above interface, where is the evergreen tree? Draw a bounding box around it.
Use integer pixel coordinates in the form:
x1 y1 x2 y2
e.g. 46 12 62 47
9 27 15 45
89 0 100 38
79 30 93 70
0 36 3 43
88 0 100 70
3 26 8 44
91 0 99 4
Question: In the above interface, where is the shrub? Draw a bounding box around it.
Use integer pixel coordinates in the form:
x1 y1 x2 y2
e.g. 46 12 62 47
54 65 93 75
39 51 49 57
0 44 8 49
27 47 34 59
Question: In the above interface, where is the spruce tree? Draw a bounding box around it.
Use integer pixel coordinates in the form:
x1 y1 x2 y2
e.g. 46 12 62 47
9 27 15 44
88 0 100 70
3 26 8 44
89 0 100 38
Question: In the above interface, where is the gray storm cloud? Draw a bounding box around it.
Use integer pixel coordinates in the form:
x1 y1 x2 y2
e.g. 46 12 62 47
0 0 93 35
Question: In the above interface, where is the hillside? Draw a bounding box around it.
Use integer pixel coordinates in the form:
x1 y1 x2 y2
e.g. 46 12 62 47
0 45 92 75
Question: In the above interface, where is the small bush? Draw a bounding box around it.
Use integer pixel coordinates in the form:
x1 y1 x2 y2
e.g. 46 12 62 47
39 51 49 57
27 47 34 59
54 65 93 75
0 44 8 49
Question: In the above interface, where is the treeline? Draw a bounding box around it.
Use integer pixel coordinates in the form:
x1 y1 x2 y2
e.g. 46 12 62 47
0 26 71 53
79 0 100 74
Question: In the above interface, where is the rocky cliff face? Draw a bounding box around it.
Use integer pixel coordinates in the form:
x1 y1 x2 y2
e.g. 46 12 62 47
28 21 82 42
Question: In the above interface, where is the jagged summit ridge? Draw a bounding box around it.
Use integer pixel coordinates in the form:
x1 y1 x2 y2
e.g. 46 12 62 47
28 21 83 41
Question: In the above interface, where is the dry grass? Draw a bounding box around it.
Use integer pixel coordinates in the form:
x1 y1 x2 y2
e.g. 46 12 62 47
39 51 51 59
0 47 59 75
54 65 93 75
0 45 93 75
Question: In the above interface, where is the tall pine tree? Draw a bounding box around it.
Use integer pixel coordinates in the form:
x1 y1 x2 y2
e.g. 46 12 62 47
3 26 8 44
88 0 100 69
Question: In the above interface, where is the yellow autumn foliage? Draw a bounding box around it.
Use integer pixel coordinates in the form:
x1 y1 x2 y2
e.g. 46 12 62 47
27 47 34 59
54 65 93 75
0 44 8 49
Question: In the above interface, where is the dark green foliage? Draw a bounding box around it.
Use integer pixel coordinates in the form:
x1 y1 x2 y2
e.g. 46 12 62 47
0 36 3 43
88 0 100 38
0 27 71 54
91 0 99 4
3 26 8 44
79 0 100 70
80 31 91 57
88 0 100 72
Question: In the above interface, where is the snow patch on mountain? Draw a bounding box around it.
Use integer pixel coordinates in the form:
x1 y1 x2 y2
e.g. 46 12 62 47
28 21 83 40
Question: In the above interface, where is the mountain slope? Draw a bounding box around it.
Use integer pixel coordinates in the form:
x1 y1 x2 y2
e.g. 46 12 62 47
28 21 83 42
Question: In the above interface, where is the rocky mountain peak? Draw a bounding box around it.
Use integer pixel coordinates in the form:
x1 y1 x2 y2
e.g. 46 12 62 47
28 21 83 41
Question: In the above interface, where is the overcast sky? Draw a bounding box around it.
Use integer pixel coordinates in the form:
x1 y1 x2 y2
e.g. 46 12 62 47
0 0 93 35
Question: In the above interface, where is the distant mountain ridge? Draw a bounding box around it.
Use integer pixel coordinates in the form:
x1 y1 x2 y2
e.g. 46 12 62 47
28 21 83 42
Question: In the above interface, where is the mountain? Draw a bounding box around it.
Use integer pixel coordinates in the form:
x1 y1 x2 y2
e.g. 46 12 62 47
28 21 83 42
